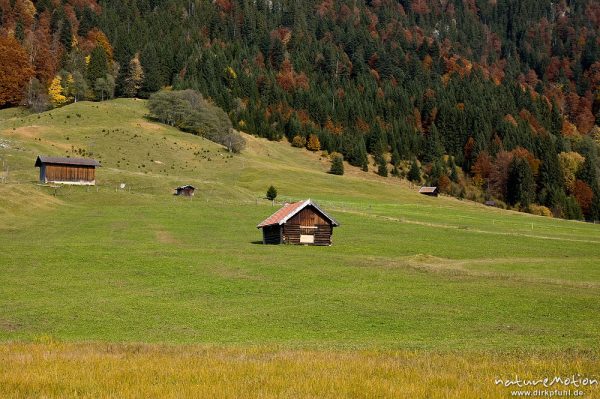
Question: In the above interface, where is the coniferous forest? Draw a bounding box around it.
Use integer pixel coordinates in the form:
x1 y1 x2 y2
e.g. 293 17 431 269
1 0 600 220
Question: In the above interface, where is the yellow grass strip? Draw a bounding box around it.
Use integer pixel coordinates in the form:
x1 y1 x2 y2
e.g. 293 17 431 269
0 342 598 398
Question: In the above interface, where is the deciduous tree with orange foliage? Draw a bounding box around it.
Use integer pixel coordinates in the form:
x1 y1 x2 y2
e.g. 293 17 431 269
573 180 594 217
0 36 35 107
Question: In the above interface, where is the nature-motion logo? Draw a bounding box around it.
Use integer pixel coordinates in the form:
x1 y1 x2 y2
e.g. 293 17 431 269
494 375 598 389
494 374 598 397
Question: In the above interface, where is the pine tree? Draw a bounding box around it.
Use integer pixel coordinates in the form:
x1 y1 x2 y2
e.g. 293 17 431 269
506 157 535 208
60 18 73 52
330 154 344 175
391 149 401 167
266 185 277 201
123 53 144 98
429 159 443 186
87 46 109 88
423 123 444 163
376 154 388 177
408 160 421 183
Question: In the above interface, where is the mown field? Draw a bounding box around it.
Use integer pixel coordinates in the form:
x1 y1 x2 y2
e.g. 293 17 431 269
0 100 599 398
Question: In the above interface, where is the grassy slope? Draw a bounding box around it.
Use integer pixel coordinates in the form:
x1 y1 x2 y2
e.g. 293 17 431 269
0 100 599 396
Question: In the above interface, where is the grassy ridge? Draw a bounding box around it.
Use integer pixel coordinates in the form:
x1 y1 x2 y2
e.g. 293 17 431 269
1 100 599 396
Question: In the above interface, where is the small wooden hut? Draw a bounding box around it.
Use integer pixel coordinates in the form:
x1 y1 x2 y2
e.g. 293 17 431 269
419 186 439 197
257 199 339 246
174 185 196 196
35 156 100 185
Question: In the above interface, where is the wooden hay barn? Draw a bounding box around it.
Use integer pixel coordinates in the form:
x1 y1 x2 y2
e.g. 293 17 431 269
257 199 339 246
35 156 100 185
419 186 439 197
174 185 196 196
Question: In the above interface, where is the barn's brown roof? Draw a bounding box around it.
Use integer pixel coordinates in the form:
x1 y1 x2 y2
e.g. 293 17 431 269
257 199 340 228
418 186 438 193
35 156 100 167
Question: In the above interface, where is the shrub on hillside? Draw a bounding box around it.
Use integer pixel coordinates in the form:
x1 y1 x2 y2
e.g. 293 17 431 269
291 135 306 148
148 89 245 153
528 204 553 217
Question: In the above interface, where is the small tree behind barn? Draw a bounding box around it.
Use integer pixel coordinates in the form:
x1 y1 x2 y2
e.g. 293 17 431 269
266 185 277 204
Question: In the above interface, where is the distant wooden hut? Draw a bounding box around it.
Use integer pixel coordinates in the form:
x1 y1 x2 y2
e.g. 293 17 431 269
257 199 340 245
35 156 100 185
174 185 196 196
419 186 439 197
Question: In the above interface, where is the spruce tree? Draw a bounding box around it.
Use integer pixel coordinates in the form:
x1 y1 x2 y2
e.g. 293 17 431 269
507 157 535 208
266 185 277 201
376 154 388 177
408 160 421 183
60 18 72 52
87 46 109 89
330 154 344 175
423 123 444 163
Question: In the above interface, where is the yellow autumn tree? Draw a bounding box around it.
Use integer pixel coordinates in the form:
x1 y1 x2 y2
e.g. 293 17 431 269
48 76 67 106
123 53 144 97
306 134 321 151
558 152 585 193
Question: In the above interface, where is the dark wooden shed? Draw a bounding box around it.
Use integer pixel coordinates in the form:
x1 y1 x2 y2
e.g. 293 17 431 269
35 156 100 185
419 186 439 197
257 199 340 246
174 185 196 196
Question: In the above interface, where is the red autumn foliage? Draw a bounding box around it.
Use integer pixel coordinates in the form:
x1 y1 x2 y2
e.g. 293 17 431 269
356 118 370 133
270 27 292 46
586 2 600 29
519 109 546 134
214 0 233 14
276 59 310 92
85 29 114 60
324 118 344 135
504 114 518 127
25 11 56 84
463 0 478 14
438 175 451 194
471 151 493 179
411 0 430 15
316 0 334 18
574 180 593 216
490 151 514 200
0 35 35 107
512 147 540 176
464 137 475 161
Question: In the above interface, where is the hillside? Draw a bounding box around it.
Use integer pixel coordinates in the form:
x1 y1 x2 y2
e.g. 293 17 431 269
2 0 600 222
1 100 600 397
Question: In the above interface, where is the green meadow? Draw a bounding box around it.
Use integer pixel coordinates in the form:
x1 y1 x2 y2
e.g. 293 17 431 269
1 100 599 397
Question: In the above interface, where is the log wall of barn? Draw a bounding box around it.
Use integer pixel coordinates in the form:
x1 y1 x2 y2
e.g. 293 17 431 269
43 164 95 183
282 206 333 246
